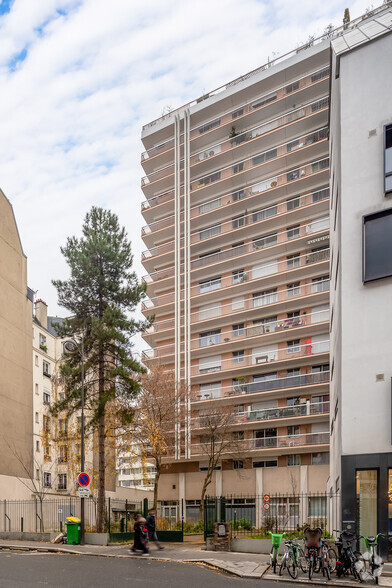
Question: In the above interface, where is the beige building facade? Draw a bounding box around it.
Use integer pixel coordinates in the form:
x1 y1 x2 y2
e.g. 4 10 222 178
0 189 33 499
140 35 332 517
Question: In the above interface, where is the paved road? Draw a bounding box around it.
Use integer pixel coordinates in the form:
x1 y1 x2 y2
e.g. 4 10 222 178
0 551 302 588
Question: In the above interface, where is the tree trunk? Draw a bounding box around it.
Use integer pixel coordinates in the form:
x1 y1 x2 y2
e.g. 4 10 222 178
96 354 106 533
153 466 160 510
199 471 213 521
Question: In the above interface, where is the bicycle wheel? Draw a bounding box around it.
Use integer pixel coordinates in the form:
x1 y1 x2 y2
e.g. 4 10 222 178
309 554 314 580
287 552 298 579
354 551 366 575
279 555 286 576
299 548 309 573
327 547 337 572
324 557 331 581
272 551 277 574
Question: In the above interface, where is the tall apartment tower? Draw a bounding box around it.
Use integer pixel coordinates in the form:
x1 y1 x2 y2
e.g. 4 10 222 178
141 39 332 515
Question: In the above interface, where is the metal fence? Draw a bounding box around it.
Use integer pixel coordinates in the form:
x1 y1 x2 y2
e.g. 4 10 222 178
0 497 183 534
204 492 341 539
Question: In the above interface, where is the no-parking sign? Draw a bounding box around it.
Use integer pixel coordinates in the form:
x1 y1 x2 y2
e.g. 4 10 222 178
78 472 90 487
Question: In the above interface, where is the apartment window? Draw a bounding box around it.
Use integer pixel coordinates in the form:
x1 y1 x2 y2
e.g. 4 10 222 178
287 340 300 354
59 445 68 463
253 233 277 250
287 168 301 182
198 118 220 134
311 277 329 293
287 396 300 406
287 225 300 240
199 198 221 214
232 269 246 284
198 171 221 186
253 460 278 468
254 428 277 448
252 92 277 109
35 383 39 395
233 460 244 469
232 323 245 337
252 205 277 222
384 124 392 193
311 159 329 173
287 254 300 269
232 162 244 174
43 392 50 405
43 472 51 488
312 452 330 465
252 148 277 167
287 425 300 436
287 454 301 466
58 473 67 491
35 355 39 366
232 189 247 201
287 282 300 297
39 333 47 351
36 469 40 481
232 108 244 119
59 393 65 402
199 277 221 294
363 209 392 282
312 364 329 373
309 496 327 517
232 215 246 229
199 224 221 240
232 378 248 393
232 350 245 364
199 329 221 347
199 355 221 374
59 419 68 437
232 431 244 441
287 197 300 211
312 187 329 202
311 67 329 83
286 81 299 94
311 97 329 113
43 361 50 377
35 412 39 424
253 289 277 307
199 382 222 399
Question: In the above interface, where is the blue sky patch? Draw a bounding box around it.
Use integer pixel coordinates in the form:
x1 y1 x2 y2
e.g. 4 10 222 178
0 0 12 15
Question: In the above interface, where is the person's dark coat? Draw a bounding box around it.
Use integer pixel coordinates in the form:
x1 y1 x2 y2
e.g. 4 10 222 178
146 513 156 533
132 520 149 553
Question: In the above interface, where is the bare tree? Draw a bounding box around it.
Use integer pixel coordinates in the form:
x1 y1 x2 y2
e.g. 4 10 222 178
197 404 241 519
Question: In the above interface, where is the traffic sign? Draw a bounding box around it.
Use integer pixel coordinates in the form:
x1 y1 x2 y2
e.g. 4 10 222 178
263 493 270 503
78 472 90 487
78 487 89 498
263 502 270 511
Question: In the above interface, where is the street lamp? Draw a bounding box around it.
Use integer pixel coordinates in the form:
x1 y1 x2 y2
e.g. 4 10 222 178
63 336 85 546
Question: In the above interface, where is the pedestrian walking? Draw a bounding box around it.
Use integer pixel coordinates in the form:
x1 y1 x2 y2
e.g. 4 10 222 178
146 508 164 550
131 514 150 555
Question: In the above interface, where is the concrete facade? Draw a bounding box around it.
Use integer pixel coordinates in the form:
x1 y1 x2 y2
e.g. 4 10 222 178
0 189 33 498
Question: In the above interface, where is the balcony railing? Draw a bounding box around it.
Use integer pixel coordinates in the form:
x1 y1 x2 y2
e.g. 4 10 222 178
141 66 329 156
142 308 329 360
142 214 329 283
141 97 328 186
193 370 330 401
194 400 329 429
142 254 329 314
142 186 329 261
141 127 328 210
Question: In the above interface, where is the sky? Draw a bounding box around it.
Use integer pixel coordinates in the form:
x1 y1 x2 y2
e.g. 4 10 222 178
0 0 375 352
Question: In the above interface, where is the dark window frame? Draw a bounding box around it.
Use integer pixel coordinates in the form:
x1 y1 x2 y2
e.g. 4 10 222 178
362 208 392 283
384 123 392 195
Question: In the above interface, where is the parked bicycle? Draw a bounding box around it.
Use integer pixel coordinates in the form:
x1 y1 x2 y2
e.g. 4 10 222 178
334 529 364 582
360 533 384 583
279 539 303 579
269 531 286 574
304 527 323 580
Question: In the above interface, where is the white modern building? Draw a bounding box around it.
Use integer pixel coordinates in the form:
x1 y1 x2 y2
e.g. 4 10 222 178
329 7 392 558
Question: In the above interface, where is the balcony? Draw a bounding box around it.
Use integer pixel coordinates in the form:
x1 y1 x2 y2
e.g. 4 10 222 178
142 186 329 263
194 400 329 429
141 66 330 161
141 96 328 187
142 307 329 361
142 215 329 286
141 126 328 207
193 370 330 402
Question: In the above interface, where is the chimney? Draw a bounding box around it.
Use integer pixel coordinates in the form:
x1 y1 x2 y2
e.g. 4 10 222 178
35 299 48 329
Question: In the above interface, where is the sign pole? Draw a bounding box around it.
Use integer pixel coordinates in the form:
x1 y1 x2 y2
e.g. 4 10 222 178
80 336 85 546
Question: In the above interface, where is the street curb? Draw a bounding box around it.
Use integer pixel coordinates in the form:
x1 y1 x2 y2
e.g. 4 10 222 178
263 571 367 586
0 544 267 579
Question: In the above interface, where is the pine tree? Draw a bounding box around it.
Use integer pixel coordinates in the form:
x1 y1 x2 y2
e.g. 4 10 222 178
51 207 151 532
343 8 351 28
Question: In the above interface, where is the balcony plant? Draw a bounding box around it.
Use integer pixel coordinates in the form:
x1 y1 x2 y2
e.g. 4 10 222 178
40 344 48 353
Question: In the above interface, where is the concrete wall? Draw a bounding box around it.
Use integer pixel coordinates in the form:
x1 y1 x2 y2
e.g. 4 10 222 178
0 190 33 491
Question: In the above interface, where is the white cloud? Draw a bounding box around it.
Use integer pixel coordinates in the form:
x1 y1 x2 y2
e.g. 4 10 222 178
0 0 376 352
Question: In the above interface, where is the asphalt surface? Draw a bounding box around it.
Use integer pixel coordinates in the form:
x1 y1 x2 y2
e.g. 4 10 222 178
0 551 300 588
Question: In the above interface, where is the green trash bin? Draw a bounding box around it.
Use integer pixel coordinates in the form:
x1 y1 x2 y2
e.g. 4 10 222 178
66 518 81 545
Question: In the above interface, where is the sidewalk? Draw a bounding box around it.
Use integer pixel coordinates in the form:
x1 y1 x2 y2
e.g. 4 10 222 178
0 539 270 579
